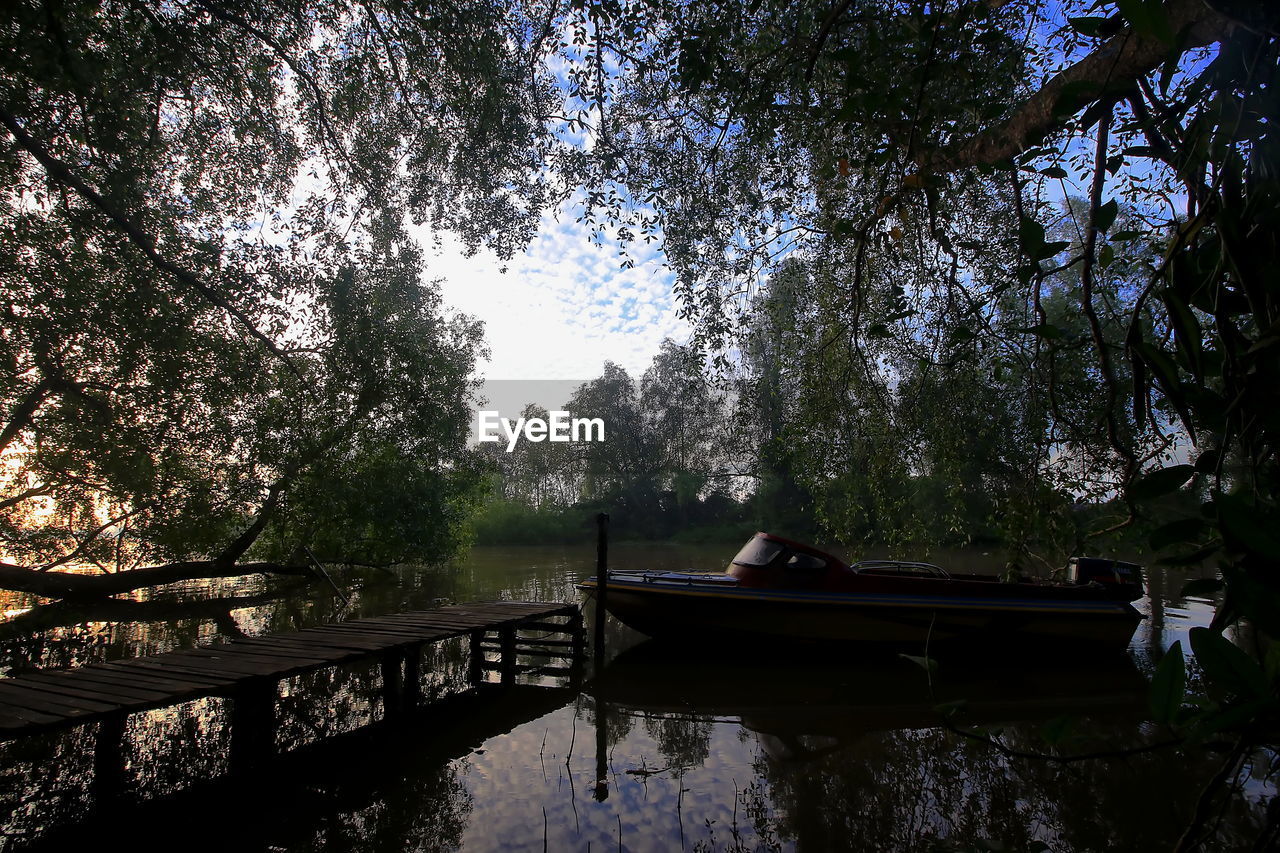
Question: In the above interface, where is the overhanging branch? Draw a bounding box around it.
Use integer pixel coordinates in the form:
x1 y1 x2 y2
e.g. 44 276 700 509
925 0 1237 172
0 104 303 380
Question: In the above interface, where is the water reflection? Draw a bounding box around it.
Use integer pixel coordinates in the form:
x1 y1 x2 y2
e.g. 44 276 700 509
0 544 1271 851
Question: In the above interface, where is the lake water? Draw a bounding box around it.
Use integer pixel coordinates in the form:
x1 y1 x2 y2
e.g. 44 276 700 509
0 542 1273 851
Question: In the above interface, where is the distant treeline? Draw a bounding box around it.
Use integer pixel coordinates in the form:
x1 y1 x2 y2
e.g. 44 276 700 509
470 293 1193 564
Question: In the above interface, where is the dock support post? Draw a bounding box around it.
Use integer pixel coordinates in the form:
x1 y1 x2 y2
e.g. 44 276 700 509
593 513 609 673
593 693 609 802
229 679 276 776
403 645 422 711
92 710 128 805
499 625 517 685
381 649 404 720
468 628 485 685
569 607 586 687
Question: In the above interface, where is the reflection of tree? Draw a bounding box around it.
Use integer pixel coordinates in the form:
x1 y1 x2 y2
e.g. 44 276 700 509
577 694 635 749
1 681 597 850
0 727 93 843
291 763 472 853
0 589 290 643
754 719 1268 851
643 712 713 770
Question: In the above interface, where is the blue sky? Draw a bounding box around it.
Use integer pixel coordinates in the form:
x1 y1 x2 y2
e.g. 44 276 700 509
422 204 689 383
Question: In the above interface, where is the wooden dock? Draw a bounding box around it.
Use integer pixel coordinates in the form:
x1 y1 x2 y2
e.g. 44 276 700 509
0 600 583 792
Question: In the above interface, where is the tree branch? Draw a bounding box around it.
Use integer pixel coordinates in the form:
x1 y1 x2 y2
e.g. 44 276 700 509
0 378 51 455
0 483 55 514
215 478 288 569
35 503 154 572
0 104 302 379
0 559 312 600
926 0 1237 172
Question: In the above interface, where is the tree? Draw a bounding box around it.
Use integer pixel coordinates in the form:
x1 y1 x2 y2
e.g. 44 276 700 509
560 0 1279 843
0 0 566 594
567 362 667 534
558 0 1277 547
639 339 723 524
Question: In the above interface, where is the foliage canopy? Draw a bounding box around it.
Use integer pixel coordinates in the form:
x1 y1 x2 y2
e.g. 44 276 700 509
0 0 576 585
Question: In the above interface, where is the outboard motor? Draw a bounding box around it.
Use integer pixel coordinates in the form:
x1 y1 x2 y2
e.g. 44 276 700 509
1066 557 1144 600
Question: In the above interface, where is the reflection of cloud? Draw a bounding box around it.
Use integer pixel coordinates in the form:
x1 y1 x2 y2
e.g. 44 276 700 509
457 703 764 852
417 208 689 380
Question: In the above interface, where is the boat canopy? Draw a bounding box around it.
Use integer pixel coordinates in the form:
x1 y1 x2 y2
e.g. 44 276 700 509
729 533 847 572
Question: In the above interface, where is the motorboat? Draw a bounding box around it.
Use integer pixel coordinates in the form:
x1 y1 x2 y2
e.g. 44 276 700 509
577 532 1145 650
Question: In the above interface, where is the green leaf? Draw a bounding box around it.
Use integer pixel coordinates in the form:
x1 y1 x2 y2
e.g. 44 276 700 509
1017 323 1067 340
1189 626 1270 698
1217 492 1280 560
1127 464 1195 502
1041 240 1071 258
1217 565 1280 637
1132 341 1193 433
1179 577 1224 598
1094 199 1119 233
1155 542 1221 566
1194 449 1221 474
1149 640 1185 724
933 699 969 718
1163 287 1204 379
1149 517 1209 549
1117 0 1174 45
1197 697 1279 736
899 653 938 675
1040 714 1074 745
1040 166 1068 179
1018 216 1046 252
1067 16 1107 37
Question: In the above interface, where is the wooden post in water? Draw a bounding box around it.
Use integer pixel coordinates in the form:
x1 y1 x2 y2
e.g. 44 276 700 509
468 628 485 685
499 625 517 685
592 513 612 800
403 645 422 711
92 710 128 805
229 678 276 776
568 606 586 688
593 512 609 672
381 648 404 719
593 692 609 802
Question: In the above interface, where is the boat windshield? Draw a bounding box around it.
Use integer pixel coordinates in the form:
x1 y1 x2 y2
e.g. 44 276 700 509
786 553 826 570
731 537 785 567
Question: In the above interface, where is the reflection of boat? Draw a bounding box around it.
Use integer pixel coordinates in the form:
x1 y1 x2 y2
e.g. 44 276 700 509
578 533 1145 650
594 641 1150 747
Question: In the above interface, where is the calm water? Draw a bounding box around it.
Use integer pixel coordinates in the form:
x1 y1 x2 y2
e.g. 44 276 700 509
0 543 1272 851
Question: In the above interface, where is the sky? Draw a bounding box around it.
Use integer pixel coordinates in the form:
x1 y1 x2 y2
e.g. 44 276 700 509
420 206 690 383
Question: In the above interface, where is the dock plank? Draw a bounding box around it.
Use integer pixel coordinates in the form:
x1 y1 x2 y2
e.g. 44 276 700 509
0 683 106 718
226 638 364 662
0 600 580 739
206 643 335 665
93 662 233 692
0 699 68 726
110 657 251 685
21 669 172 702
314 624 441 642
6 672 169 707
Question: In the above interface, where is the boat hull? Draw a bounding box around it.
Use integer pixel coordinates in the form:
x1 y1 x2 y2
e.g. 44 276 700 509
581 576 1144 651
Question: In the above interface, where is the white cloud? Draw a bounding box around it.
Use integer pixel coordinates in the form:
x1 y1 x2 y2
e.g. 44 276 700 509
417 206 690 381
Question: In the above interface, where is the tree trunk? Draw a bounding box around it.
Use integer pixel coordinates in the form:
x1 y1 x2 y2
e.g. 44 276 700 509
0 560 313 600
